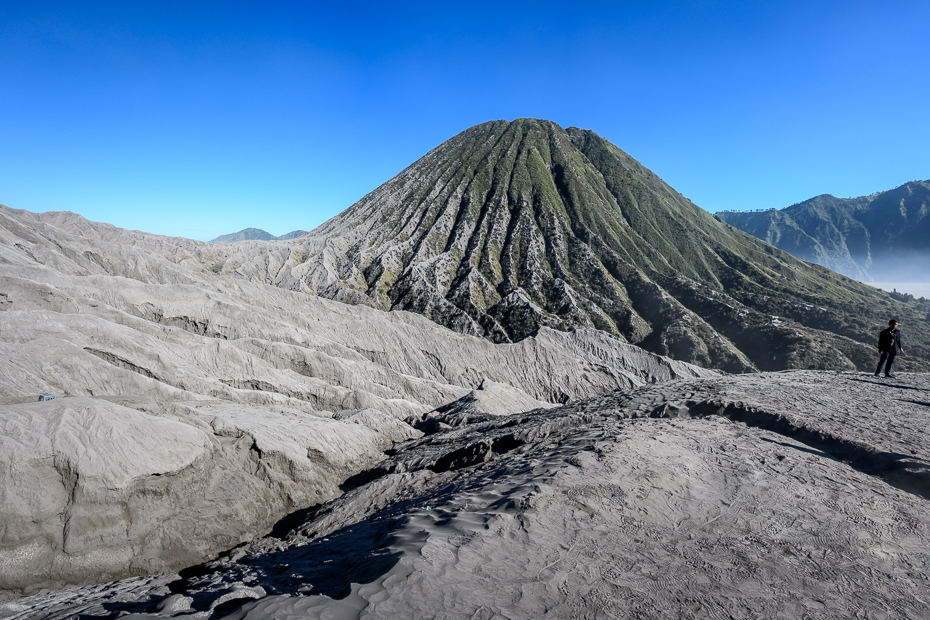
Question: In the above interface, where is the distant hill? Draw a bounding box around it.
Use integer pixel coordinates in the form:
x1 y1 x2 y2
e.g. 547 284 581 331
276 229 309 240
717 181 930 282
211 228 308 243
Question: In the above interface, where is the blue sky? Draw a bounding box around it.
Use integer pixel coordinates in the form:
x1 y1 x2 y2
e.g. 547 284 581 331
1 1 928 241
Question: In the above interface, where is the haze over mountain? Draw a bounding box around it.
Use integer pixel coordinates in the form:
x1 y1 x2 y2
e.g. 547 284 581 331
717 180 930 287
210 228 308 243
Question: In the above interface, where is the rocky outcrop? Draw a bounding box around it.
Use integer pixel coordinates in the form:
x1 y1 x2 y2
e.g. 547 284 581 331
409 379 555 434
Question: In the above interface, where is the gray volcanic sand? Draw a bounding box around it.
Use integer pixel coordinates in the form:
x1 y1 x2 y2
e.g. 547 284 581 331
3 205 928 617
7 371 929 619
0 204 714 598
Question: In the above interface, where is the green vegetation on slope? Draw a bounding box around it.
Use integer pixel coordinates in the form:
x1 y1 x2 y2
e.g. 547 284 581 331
305 120 929 373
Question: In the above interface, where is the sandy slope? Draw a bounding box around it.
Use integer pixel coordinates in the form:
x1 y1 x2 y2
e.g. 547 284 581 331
7 371 928 619
0 203 714 599
3 203 927 618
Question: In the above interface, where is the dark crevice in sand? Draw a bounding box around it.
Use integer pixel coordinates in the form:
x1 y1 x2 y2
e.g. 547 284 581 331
845 377 930 392
138 307 230 340
382 413 592 477
678 400 930 501
759 436 839 459
328 414 585 526
267 502 327 539
219 378 282 394
83 347 167 383
161 513 409 612
218 378 312 403
339 467 388 493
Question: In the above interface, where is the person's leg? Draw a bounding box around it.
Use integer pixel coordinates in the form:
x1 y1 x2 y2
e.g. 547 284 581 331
884 350 897 376
876 351 888 375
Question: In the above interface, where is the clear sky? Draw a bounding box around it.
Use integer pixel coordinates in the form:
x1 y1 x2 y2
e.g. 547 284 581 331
2 1 928 241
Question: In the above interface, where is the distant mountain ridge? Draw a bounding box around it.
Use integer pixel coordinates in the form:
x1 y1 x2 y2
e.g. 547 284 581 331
211 228 308 243
717 180 930 282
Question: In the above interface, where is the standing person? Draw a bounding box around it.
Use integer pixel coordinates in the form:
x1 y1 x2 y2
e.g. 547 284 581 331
875 320 904 378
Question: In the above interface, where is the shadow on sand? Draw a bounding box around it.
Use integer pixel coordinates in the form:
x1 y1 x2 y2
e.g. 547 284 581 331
847 377 930 392
87 506 411 618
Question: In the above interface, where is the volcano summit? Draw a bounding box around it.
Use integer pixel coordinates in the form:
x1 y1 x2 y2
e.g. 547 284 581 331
211 119 928 373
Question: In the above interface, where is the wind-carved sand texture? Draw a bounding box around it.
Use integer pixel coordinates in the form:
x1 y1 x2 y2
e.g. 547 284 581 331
5 371 929 619
0 204 713 600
